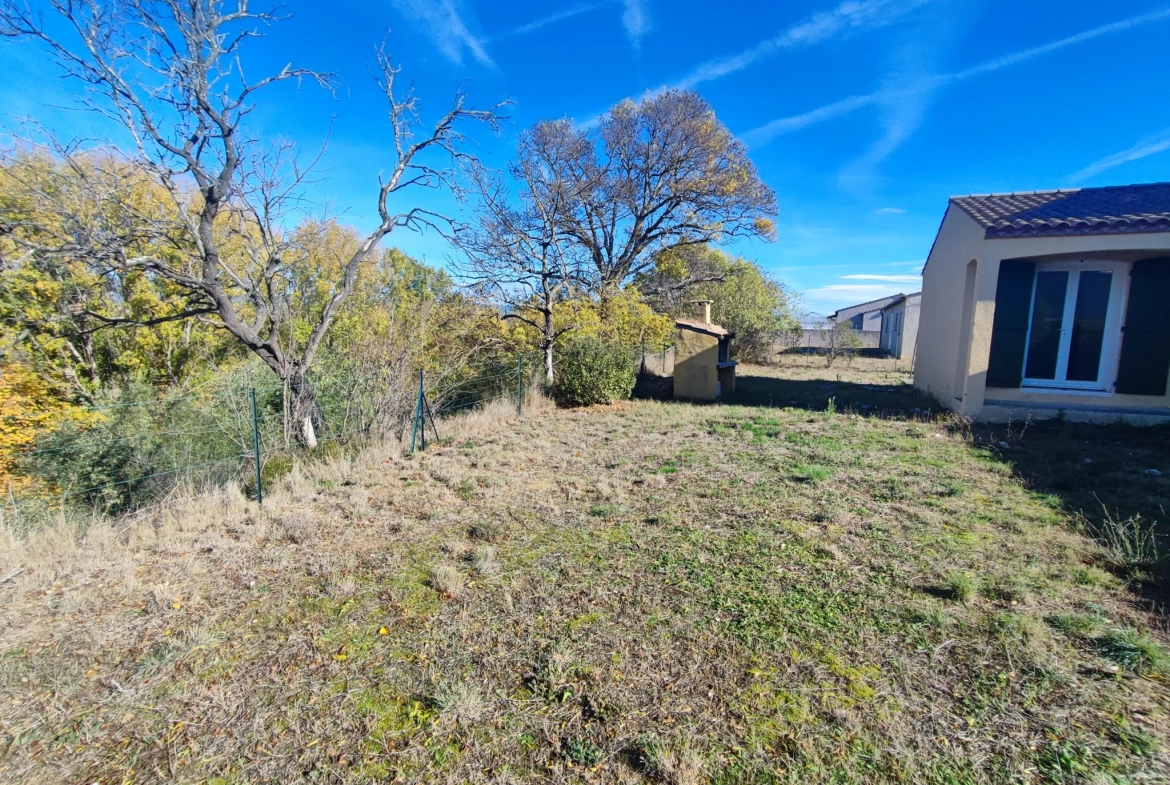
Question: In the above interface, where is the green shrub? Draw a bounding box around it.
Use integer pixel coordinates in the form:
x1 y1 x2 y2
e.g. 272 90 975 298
553 337 636 407
21 382 240 512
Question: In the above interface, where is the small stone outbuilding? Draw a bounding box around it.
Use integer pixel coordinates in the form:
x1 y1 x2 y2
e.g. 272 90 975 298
673 301 736 400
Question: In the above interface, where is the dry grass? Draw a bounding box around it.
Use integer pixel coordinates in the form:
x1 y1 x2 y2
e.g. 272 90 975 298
770 353 916 384
2 372 1169 783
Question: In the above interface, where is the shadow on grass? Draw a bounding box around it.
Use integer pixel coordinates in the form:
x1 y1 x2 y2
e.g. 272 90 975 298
973 418 1170 603
634 368 939 416
725 370 939 415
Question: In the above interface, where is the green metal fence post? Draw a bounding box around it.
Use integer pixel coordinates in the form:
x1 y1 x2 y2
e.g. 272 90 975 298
517 356 523 416
424 393 440 443
410 369 423 454
250 388 263 505
420 369 427 451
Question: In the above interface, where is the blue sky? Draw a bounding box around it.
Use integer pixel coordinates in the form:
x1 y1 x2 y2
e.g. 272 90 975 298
3 0 1170 316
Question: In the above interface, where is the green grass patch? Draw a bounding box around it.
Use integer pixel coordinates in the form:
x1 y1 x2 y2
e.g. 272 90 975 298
1094 629 1170 674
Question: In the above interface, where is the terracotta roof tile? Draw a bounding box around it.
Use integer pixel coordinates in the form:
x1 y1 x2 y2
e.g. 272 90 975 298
675 318 733 337
951 182 1170 238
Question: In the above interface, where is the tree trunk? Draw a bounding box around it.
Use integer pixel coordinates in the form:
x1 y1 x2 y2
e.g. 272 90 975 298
288 371 325 449
543 308 555 385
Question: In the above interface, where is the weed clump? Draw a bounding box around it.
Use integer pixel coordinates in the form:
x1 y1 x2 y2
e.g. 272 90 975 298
468 521 503 543
433 682 486 727
429 563 464 598
1094 629 1170 675
471 545 499 576
1046 612 1103 637
985 574 1031 604
945 571 979 604
632 736 704 785
1093 510 1165 585
1115 725 1160 757
792 464 831 483
278 510 316 545
560 736 605 767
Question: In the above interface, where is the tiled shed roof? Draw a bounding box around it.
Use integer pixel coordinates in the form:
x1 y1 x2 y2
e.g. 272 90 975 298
951 182 1170 238
675 318 733 338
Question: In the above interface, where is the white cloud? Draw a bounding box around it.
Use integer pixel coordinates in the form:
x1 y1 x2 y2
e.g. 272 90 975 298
622 0 651 48
837 7 964 194
673 0 931 90
743 7 1170 148
841 274 921 283
390 0 495 68
875 207 906 214
799 270 922 311
492 3 604 41
1070 128 1170 183
801 283 907 303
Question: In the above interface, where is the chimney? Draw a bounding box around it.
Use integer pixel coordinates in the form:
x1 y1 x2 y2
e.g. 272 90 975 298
691 299 713 325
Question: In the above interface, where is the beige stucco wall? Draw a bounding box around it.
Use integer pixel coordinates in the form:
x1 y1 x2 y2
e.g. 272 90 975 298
914 206 986 402
880 299 903 355
915 211 1170 422
901 294 921 363
673 328 719 400
882 295 921 361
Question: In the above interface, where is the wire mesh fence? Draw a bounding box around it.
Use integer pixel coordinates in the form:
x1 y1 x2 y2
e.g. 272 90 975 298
6 351 544 523
638 342 675 378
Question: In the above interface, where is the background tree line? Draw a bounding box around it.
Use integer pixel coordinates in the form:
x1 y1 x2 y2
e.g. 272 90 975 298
0 0 798 503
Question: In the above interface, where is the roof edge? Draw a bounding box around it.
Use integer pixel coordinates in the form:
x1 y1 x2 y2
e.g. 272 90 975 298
675 318 734 338
948 180 1170 201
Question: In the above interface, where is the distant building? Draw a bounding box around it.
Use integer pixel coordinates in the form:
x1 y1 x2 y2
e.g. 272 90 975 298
822 292 921 358
879 292 922 362
829 294 904 331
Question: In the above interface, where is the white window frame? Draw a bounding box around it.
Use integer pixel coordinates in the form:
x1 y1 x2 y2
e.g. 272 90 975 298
1021 260 1130 393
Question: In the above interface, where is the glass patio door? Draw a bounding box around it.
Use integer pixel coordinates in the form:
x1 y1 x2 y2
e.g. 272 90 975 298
1022 264 1126 390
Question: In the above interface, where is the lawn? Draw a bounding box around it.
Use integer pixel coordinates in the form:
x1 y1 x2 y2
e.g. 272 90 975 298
2 359 1169 784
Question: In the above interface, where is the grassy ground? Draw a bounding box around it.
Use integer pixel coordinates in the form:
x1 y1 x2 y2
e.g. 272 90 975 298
2 361 1169 784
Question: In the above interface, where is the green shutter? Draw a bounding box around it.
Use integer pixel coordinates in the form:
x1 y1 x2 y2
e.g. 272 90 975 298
986 260 1036 388
1116 258 1170 396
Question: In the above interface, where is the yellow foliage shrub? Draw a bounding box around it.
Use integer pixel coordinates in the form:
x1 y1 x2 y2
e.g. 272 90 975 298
0 363 93 491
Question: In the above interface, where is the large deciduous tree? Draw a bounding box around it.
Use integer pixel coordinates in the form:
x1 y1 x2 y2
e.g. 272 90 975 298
639 245 799 363
0 0 503 443
454 125 587 384
522 91 778 298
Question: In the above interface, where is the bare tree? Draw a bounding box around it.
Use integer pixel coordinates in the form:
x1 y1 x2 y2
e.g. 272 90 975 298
0 0 504 443
824 320 863 368
453 126 586 384
520 91 778 299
